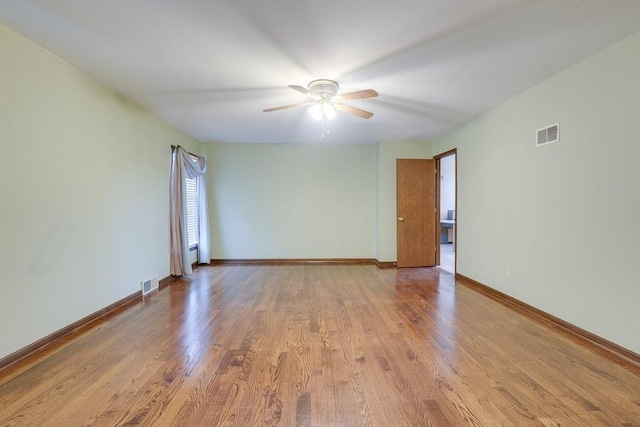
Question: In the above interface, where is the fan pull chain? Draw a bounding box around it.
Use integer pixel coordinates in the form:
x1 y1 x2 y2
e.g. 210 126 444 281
321 116 327 138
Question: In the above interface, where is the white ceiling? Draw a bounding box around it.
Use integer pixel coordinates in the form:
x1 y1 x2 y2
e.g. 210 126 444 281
2 1 640 144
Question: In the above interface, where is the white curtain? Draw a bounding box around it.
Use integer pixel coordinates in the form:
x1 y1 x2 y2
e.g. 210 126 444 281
170 146 210 276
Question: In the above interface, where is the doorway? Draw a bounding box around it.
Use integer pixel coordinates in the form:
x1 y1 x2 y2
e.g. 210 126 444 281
435 150 457 273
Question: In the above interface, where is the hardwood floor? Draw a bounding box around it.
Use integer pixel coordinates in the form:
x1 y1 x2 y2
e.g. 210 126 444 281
1 265 640 426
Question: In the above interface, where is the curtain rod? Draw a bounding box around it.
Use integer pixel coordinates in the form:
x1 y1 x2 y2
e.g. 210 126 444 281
171 145 198 158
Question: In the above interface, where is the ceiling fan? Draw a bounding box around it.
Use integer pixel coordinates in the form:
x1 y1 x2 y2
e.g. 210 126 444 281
264 79 378 121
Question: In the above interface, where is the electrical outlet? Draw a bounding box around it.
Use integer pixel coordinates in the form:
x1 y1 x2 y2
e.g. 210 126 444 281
336 241 342 248
505 267 512 278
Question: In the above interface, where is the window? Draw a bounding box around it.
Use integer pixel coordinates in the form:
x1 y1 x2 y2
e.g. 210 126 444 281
185 176 198 249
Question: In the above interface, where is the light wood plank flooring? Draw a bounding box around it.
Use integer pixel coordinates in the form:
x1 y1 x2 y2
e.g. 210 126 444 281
1 265 639 426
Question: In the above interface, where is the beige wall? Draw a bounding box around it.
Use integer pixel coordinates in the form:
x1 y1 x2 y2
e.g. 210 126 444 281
433 30 640 353
0 23 202 359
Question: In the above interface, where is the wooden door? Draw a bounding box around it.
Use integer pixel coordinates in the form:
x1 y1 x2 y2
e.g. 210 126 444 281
396 159 437 267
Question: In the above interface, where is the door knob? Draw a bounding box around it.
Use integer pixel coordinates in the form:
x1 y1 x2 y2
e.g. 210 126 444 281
398 216 404 222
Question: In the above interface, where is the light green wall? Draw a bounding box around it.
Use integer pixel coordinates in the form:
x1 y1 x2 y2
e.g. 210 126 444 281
205 143 377 259
376 141 432 262
0 23 202 359
205 141 433 262
433 30 640 353
5 16 638 361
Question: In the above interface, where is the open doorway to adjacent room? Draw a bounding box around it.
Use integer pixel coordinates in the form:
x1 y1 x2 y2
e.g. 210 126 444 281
436 150 456 273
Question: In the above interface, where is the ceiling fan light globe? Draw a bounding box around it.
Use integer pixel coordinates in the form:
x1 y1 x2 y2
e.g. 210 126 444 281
323 103 337 120
308 104 323 121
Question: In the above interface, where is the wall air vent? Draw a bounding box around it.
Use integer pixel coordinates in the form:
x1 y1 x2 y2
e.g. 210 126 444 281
536 123 559 147
141 276 159 295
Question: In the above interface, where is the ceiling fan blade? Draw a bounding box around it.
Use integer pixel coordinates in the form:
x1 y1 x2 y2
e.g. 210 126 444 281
288 85 309 96
337 89 378 101
263 102 311 112
335 103 374 119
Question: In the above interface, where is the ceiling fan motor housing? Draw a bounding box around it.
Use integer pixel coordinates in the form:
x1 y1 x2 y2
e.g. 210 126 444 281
263 80 376 119
308 79 339 100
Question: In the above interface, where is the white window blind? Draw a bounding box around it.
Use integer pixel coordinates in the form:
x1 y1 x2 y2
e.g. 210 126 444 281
185 176 198 248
